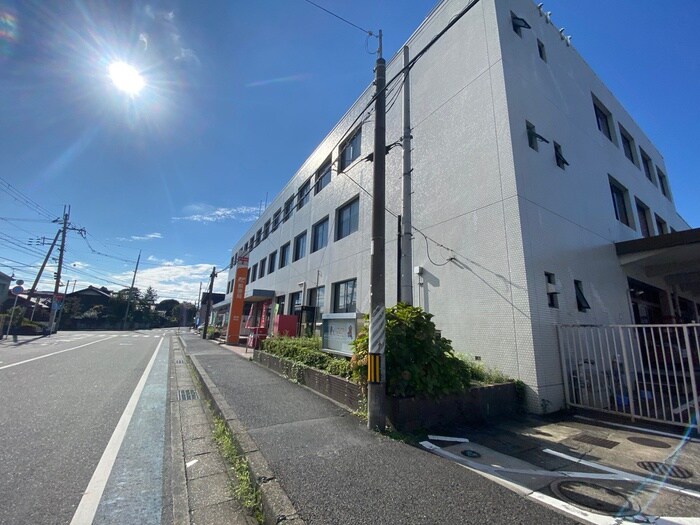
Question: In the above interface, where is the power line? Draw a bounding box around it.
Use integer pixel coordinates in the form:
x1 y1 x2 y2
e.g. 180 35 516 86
0 176 57 220
300 0 375 36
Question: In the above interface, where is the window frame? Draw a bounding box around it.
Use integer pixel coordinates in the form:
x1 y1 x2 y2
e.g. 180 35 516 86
283 196 295 222
314 158 332 195
537 39 547 62
619 125 638 166
333 278 357 313
640 149 656 184
258 257 266 278
654 214 667 236
279 242 290 269
272 209 282 231
635 198 651 238
268 251 277 274
574 280 591 312
339 127 362 171
311 216 329 253
250 263 258 282
297 178 311 210
336 196 360 241
592 96 615 143
545 272 559 308
656 167 670 199
609 177 633 228
554 141 569 169
293 230 307 262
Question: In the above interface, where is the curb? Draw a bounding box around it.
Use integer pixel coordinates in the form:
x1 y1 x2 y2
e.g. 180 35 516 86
170 336 190 525
180 336 305 525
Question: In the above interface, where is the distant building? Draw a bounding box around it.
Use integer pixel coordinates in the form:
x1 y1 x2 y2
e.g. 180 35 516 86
221 0 698 411
197 292 225 328
0 272 11 306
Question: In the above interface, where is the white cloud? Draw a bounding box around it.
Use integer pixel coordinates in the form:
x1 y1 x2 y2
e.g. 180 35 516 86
111 262 226 301
172 205 259 223
147 255 185 266
70 261 90 270
117 232 163 242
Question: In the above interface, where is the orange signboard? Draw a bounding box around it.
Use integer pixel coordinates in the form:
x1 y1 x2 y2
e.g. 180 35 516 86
226 257 248 345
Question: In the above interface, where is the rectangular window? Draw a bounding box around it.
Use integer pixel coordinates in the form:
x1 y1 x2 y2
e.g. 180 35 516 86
272 209 282 231
315 286 325 312
249 236 254 250
554 142 568 169
333 279 357 313
244 241 249 252
268 251 277 274
256 228 262 245
339 127 362 171
279 242 290 268
289 291 302 315
258 257 266 278
511 11 530 37
283 196 295 222
336 197 359 240
635 199 651 238
640 149 655 183
575 280 591 312
276 295 285 316
526 121 538 151
311 216 329 253
251 263 258 282
246 268 251 284
314 159 332 195
656 167 670 198
545 272 559 308
263 220 271 239
593 97 613 142
297 179 311 210
537 39 547 62
293 231 307 261
609 178 632 228
619 125 637 165
655 214 667 236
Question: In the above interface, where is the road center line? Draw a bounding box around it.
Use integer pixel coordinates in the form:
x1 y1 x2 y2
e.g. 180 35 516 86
69 337 164 525
0 336 118 371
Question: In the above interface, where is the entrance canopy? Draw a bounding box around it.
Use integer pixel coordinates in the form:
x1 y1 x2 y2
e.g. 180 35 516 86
616 228 700 296
244 289 275 303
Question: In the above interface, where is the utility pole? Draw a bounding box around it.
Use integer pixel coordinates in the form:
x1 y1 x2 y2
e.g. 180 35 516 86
400 45 414 305
28 229 60 321
56 279 70 330
368 30 386 431
202 267 215 339
122 250 141 330
48 206 70 335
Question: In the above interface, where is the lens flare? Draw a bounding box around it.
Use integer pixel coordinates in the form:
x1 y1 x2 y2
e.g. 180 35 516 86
108 61 145 96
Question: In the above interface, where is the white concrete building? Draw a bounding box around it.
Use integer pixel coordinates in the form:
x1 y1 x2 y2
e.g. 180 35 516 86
222 0 698 412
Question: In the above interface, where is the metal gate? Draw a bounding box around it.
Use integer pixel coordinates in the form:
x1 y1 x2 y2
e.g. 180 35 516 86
557 324 699 431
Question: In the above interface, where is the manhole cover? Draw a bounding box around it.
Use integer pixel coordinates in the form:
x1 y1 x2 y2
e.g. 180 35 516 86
461 449 481 458
550 480 639 517
637 461 693 479
177 389 199 401
573 433 619 449
627 437 671 449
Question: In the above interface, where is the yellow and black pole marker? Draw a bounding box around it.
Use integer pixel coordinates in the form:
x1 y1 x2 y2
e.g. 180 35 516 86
367 353 381 383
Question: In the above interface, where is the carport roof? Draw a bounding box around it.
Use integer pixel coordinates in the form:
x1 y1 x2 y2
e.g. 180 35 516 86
616 228 700 296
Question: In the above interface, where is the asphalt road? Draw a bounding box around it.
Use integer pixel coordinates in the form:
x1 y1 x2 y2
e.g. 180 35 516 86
0 330 173 525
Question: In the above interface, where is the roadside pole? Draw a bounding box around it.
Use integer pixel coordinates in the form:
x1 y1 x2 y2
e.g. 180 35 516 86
368 30 386 431
202 266 215 340
122 250 141 330
400 45 414 305
48 206 69 335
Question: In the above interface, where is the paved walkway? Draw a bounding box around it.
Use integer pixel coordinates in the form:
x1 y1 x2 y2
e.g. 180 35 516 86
181 334 575 525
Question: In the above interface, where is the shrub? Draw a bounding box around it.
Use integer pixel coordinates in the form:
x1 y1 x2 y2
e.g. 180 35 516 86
351 303 472 398
262 336 352 378
457 354 512 385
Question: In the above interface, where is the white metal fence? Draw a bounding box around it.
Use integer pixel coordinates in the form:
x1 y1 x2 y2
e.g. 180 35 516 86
557 324 700 430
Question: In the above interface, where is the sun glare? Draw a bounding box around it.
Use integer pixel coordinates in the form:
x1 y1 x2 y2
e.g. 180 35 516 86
108 61 145 96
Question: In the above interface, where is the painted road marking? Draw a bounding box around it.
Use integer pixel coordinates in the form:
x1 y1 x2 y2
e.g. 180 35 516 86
0 336 118 371
69 338 164 525
573 415 700 444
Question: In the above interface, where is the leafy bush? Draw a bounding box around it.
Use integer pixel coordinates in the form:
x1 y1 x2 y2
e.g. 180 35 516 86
262 336 352 378
457 354 512 385
351 303 472 398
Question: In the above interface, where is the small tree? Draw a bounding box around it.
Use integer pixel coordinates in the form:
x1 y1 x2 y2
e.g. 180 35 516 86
351 303 471 398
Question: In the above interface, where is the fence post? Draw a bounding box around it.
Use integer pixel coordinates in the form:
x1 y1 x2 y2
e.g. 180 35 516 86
618 326 637 422
557 326 572 408
682 326 700 433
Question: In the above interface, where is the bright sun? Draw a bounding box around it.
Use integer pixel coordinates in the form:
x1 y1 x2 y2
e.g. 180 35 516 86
108 61 145 96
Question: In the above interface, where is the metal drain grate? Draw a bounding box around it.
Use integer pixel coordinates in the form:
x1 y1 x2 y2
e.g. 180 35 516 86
637 461 693 479
573 433 619 449
177 389 199 401
175 359 184 364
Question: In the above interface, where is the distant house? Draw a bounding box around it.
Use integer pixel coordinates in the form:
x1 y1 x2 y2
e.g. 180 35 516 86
197 292 225 328
0 272 11 306
66 286 113 312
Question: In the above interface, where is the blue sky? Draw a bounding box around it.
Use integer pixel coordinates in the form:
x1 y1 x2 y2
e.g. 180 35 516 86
1 0 698 301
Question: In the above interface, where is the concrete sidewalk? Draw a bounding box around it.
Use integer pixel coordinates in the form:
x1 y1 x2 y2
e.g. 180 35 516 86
181 333 576 525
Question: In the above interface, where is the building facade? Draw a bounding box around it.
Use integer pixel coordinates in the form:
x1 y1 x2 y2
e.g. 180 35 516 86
223 0 696 411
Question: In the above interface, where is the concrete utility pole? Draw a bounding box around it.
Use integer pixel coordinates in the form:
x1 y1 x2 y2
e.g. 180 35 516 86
28 229 60 321
48 206 70 335
202 266 215 340
400 45 414 305
368 30 387 431
122 250 141 330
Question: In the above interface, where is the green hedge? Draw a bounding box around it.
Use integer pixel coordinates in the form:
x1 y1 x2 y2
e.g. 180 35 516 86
261 336 352 378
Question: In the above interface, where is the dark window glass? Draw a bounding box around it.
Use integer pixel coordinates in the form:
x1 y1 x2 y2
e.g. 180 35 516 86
636 200 650 238
297 179 310 210
537 39 547 62
575 280 591 312
655 215 667 236
251 263 257 282
610 183 630 226
640 150 654 182
336 197 359 240
339 128 362 170
311 217 329 252
289 291 302 314
545 272 558 308
259 257 266 277
554 142 568 169
526 121 538 151
283 196 295 222
272 209 282 231
315 159 332 194
293 231 307 261
279 243 290 268
333 279 357 313
268 251 277 274
656 168 669 198
594 102 612 141
620 128 635 163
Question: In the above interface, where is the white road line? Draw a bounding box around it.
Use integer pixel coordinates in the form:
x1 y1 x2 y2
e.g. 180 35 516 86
573 415 700 443
0 336 118 371
70 337 164 525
